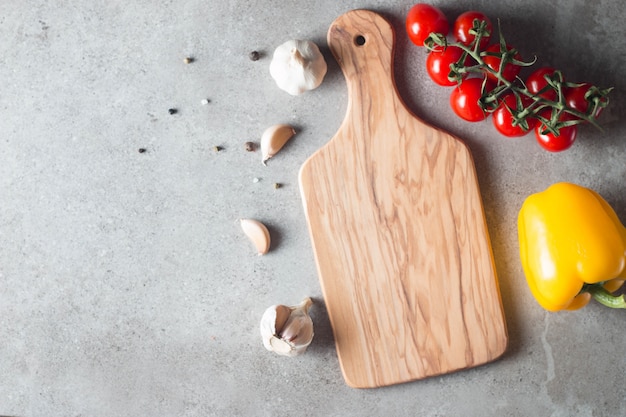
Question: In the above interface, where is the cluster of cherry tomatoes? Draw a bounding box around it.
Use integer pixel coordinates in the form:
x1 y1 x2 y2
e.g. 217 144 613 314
405 3 608 152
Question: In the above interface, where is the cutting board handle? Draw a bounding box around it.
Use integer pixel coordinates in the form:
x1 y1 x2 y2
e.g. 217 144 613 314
328 10 397 110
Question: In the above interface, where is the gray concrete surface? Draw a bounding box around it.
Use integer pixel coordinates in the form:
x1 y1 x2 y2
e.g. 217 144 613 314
1 0 625 416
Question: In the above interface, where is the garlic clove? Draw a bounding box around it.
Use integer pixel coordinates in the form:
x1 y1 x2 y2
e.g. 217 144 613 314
260 297 314 357
279 309 314 355
260 124 296 165
260 304 291 350
240 218 271 255
269 336 296 355
269 39 327 95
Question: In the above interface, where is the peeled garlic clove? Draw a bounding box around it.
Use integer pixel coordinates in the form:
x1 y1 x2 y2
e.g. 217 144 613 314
240 218 271 255
260 297 314 357
261 124 296 165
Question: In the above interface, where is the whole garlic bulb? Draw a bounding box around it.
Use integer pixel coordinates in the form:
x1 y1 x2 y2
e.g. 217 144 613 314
269 40 327 95
260 298 314 356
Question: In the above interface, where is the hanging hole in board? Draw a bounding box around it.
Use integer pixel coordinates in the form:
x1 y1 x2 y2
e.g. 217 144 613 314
354 35 366 46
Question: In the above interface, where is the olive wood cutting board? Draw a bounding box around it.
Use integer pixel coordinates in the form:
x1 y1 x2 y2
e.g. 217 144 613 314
298 10 508 388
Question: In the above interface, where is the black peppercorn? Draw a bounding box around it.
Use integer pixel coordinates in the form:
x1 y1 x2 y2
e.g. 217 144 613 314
168 108 178 115
249 50 260 61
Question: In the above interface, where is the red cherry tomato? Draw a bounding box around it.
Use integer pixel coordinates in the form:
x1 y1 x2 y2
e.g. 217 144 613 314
483 44 522 82
406 3 449 47
526 67 560 101
565 83 604 120
492 93 537 137
450 77 493 122
534 113 578 152
426 45 468 86
453 11 492 49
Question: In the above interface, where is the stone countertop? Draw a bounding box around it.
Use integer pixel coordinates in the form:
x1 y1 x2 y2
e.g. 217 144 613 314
1 1 624 416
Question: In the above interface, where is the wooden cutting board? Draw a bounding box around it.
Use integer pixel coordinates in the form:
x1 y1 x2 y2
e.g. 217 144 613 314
298 10 507 388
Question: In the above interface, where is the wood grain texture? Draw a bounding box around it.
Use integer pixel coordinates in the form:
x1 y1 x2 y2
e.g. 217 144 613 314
298 10 507 388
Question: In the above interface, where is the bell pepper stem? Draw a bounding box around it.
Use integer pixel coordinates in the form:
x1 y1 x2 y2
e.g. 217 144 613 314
585 285 626 309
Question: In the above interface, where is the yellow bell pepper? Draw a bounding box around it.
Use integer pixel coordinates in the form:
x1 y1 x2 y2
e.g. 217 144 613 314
518 182 626 311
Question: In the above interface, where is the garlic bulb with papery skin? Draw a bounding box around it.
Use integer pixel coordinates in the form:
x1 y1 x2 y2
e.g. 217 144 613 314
269 40 327 95
260 298 314 356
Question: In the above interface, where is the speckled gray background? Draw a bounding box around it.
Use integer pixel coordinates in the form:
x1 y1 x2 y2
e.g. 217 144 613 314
1 1 625 416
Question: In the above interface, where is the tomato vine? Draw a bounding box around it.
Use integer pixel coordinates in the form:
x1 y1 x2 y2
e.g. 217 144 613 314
422 16 612 150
